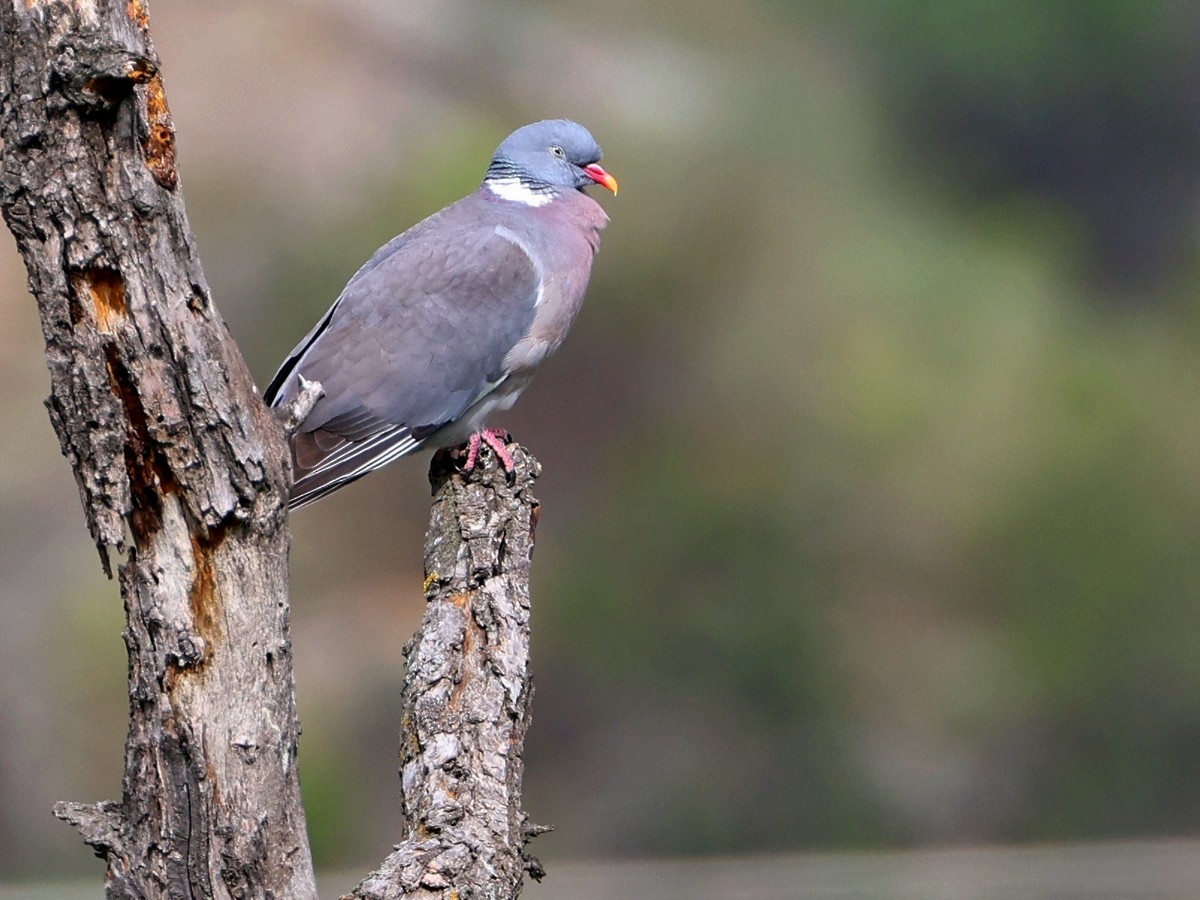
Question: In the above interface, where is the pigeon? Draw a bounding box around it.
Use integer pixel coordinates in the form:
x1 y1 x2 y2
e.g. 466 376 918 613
263 119 617 510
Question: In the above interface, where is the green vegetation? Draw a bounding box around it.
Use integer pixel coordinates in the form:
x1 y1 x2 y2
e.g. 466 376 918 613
3 0 1200 880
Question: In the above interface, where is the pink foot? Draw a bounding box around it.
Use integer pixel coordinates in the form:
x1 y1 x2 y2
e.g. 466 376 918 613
463 428 514 472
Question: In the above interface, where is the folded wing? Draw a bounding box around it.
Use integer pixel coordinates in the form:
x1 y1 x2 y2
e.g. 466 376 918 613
266 207 541 509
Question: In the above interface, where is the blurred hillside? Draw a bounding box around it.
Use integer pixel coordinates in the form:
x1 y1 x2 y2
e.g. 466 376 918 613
3 0 1200 883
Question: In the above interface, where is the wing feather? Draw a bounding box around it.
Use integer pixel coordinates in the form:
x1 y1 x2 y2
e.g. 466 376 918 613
265 197 542 508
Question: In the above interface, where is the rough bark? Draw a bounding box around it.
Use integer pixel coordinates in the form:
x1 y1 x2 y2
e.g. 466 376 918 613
3 4 544 898
342 446 545 900
0 1 317 897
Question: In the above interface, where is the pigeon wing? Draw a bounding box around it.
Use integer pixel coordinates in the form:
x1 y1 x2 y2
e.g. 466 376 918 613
267 206 540 508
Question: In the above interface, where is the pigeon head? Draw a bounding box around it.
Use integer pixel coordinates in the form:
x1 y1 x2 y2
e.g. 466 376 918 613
485 119 618 203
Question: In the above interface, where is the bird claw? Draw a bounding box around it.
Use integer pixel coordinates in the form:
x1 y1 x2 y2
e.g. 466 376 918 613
463 428 515 474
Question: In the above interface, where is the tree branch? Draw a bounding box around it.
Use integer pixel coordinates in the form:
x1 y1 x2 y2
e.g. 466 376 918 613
277 375 326 436
343 446 545 900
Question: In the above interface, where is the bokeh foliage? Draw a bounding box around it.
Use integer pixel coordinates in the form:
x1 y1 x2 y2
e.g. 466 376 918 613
2 0 1200 880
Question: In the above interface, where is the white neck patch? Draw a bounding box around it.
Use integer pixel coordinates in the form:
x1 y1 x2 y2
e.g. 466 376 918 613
485 177 556 207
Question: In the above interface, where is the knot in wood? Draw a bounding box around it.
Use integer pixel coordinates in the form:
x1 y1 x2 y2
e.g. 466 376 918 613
52 33 155 112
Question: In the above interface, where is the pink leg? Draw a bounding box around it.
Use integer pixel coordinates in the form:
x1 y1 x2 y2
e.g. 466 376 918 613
462 428 515 472
463 432 483 470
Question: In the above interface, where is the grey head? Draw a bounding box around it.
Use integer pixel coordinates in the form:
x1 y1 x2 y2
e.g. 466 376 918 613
484 119 619 198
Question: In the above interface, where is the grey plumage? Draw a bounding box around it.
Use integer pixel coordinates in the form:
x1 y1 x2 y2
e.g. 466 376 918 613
264 119 616 509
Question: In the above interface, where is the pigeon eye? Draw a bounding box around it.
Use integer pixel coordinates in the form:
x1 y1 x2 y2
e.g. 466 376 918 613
549 145 565 158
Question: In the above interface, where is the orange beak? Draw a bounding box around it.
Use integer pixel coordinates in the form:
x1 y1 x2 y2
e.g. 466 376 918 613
583 163 619 195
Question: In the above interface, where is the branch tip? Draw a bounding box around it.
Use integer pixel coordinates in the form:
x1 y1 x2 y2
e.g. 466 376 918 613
276 375 324 436
54 799 126 858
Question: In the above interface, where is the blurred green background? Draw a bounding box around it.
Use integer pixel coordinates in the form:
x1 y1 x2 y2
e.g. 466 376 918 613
3 0 1200 886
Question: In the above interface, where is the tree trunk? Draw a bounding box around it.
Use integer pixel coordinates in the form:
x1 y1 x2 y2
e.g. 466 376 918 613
0 1 316 896
343 448 545 900
1 3 544 898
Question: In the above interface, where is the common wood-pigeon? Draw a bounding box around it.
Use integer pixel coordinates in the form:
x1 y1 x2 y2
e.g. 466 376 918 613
263 119 618 510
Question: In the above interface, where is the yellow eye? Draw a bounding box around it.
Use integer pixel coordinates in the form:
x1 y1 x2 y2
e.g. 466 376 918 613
549 145 565 158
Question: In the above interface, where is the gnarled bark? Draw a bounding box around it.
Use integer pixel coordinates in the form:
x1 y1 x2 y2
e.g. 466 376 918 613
1 1 315 896
2 3 544 898
343 447 544 900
